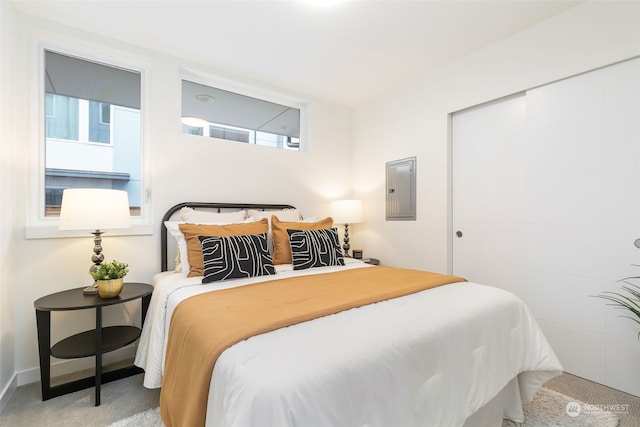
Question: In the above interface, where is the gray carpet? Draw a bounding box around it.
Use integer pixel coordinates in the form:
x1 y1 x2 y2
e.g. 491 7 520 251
1 371 639 426
503 386 619 427
544 373 640 427
0 373 159 427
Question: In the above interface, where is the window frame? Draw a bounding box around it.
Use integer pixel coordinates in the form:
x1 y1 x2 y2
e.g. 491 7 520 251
180 67 309 152
27 36 152 239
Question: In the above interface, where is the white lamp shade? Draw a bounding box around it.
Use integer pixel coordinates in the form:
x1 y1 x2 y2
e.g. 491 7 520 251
58 188 131 231
330 199 363 224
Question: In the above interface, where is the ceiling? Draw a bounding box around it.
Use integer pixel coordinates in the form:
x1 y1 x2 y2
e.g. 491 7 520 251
12 0 582 107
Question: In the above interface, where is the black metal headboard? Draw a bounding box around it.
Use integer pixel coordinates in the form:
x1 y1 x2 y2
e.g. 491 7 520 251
161 202 296 271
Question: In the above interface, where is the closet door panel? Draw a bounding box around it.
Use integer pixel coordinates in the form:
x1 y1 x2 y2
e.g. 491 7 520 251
526 172 605 225
525 223 606 279
522 67 609 381
525 121 606 177
603 59 640 395
451 94 526 291
537 319 607 384
526 271 606 334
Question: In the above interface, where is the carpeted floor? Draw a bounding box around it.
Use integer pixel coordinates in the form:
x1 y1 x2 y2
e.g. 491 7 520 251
502 386 619 427
544 373 640 426
1 371 639 426
0 373 159 427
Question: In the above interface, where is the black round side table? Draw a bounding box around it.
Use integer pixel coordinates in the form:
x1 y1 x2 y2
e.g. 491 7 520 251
34 282 152 406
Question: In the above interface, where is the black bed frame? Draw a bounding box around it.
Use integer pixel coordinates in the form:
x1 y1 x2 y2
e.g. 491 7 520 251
160 202 296 272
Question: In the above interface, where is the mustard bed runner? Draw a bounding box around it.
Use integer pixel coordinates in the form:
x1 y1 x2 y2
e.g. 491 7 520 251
160 266 466 426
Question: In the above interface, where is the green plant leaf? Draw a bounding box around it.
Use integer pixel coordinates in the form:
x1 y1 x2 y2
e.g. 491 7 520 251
594 279 640 340
89 260 129 281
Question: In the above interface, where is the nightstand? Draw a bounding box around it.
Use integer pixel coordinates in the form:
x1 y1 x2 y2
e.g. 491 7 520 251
363 258 380 265
34 282 152 406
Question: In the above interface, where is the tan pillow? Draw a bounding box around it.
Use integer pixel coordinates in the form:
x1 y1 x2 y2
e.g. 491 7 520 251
179 219 269 277
271 216 333 265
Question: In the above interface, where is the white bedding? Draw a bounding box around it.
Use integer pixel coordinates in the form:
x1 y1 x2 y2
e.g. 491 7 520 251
135 261 562 426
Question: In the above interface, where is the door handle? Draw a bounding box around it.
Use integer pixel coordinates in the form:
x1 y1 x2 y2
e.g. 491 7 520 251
456 231 463 238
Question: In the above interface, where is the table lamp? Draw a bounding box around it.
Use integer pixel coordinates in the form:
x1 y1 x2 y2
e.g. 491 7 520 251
58 188 131 294
330 199 363 257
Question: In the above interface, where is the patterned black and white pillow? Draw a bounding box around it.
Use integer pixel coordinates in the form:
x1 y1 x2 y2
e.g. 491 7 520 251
199 233 276 283
287 228 345 270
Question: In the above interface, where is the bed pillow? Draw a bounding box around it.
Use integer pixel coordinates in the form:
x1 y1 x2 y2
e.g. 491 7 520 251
165 220 189 274
179 219 269 277
247 208 302 231
199 233 275 283
287 228 345 270
179 207 247 223
271 216 333 265
165 218 255 275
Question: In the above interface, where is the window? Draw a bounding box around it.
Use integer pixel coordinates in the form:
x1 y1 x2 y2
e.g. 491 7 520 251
42 50 143 218
181 80 302 151
99 102 111 125
45 93 56 118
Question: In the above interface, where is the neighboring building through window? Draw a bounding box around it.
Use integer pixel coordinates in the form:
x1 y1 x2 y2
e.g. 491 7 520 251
44 50 142 217
181 80 302 150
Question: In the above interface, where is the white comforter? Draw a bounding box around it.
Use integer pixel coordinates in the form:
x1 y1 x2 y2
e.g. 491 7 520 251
135 261 562 426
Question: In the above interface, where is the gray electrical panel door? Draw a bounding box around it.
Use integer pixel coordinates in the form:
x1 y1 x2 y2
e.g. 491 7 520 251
385 157 416 220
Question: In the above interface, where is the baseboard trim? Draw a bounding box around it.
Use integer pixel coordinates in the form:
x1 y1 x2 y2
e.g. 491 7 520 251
0 373 17 416
16 345 138 387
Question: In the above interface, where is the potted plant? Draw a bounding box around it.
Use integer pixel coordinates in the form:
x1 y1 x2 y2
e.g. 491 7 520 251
595 274 640 340
90 260 129 298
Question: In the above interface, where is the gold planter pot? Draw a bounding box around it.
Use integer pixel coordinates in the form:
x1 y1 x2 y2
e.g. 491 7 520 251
97 278 124 298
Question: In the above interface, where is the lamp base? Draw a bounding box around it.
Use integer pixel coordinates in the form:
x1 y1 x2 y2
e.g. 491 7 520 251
83 284 98 295
342 223 351 257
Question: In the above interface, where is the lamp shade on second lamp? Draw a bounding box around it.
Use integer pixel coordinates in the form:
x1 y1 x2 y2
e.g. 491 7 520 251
330 199 363 225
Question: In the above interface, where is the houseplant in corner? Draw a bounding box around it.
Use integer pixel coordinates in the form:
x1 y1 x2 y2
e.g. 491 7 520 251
90 260 129 298
595 274 640 340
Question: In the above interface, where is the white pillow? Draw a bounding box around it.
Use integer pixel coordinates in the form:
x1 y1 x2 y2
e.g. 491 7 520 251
274 256 362 273
165 221 191 275
247 209 302 232
179 207 247 223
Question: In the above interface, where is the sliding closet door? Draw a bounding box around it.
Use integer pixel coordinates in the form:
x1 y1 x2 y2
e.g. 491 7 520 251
452 94 526 298
452 58 640 395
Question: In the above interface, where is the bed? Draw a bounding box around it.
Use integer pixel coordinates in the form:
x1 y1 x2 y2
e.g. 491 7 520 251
135 202 562 427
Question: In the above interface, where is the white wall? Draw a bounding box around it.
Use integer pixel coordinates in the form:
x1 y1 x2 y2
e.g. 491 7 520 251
0 0 17 411
353 1 640 272
7 11 353 384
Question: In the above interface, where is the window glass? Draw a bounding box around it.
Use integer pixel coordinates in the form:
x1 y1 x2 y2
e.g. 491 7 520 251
99 102 111 124
45 94 79 140
181 80 301 151
89 101 111 143
44 50 142 217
